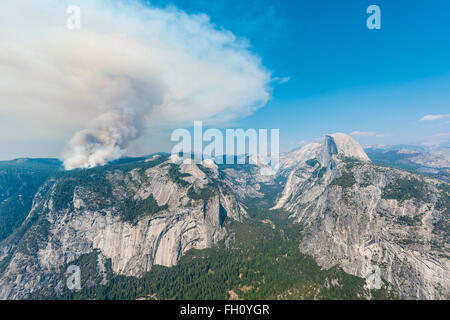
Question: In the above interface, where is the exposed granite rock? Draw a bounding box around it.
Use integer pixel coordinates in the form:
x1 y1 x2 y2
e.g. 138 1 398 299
0 134 448 300
0 158 245 299
275 134 449 299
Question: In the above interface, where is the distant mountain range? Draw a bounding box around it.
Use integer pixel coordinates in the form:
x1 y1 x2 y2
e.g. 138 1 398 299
365 143 450 183
0 134 448 300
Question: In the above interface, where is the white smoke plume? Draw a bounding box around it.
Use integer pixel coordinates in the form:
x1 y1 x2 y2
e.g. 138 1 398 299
64 112 140 169
0 0 271 169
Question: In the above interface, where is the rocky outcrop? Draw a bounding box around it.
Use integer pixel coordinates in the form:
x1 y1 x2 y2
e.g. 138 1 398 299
0 135 448 300
275 134 450 299
0 156 246 299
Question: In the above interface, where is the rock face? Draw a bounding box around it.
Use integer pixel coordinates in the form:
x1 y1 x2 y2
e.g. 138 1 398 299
323 133 371 163
275 134 450 299
0 156 246 299
0 135 448 300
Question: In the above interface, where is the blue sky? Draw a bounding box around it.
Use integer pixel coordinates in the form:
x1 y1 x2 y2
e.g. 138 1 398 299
0 0 449 160
146 0 450 150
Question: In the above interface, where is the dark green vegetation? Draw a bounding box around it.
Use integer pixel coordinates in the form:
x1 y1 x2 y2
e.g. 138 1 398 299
187 186 215 201
436 184 450 215
168 164 217 201
5 156 426 300
34 249 112 300
168 164 191 187
51 155 170 221
396 214 423 226
313 166 327 180
0 252 12 277
0 158 61 171
34 186 395 300
0 154 172 238
15 213 51 256
120 195 168 224
382 177 427 202
52 169 112 211
0 159 61 242
306 158 320 167
433 184 450 239
1 206 52 277
306 158 327 180
331 171 356 189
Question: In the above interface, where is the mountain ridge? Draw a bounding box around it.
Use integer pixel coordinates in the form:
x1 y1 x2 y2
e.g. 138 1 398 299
0 133 448 299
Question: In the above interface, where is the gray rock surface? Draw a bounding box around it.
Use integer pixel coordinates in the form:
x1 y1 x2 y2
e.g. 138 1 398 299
0 134 448 300
0 158 245 299
275 134 449 299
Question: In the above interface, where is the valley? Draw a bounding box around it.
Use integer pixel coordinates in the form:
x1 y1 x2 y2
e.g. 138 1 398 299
0 134 448 300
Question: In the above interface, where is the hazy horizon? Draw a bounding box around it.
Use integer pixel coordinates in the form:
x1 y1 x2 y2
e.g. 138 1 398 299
1 0 449 161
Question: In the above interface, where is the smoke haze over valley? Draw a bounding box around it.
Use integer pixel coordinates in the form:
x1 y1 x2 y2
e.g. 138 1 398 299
0 0 449 305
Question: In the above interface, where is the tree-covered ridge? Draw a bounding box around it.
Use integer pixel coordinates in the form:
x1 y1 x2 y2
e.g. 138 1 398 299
433 184 450 240
33 195 395 300
2 153 447 300
331 171 356 189
167 163 191 187
120 195 168 224
49 154 171 221
0 159 61 242
381 177 428 202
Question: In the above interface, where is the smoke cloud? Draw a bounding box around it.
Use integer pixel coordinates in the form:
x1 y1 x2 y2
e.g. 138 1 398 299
0 0 271 168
